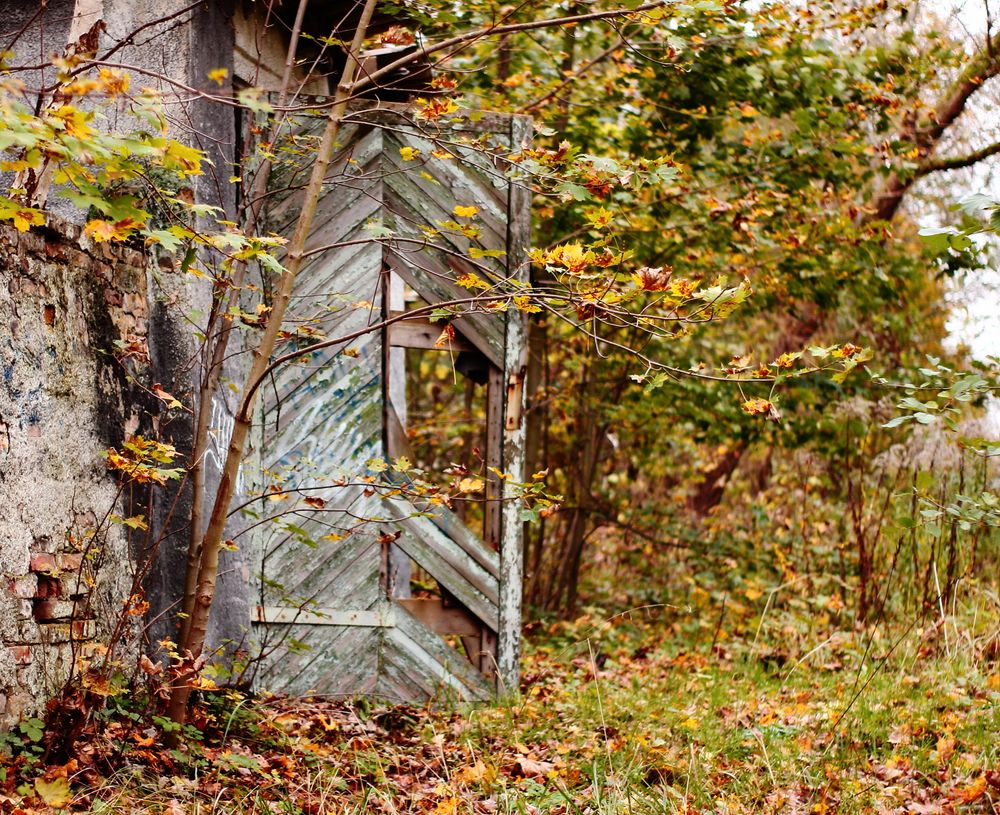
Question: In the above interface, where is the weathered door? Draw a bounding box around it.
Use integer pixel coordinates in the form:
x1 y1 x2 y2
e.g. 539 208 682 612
249 103 530 700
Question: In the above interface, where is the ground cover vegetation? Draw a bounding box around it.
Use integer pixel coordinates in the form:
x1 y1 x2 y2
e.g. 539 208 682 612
1 0 999 811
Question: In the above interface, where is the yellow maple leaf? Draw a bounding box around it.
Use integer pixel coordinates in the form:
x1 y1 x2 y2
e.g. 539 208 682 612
207 67 229 85
35 777 72 808
585 207 614 228
98 67 130 96
433 797 459 815
162 139 203 176
458 477 484 493
456 273 489 290
513 295 541 313
9 207 45 232
741 398 773 416
50 104 94 139
453 205 479 218
961 774 988 803
84 219 121 243
399 145 420 161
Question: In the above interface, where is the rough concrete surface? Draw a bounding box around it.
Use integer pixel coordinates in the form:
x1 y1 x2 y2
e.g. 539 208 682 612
0 220 149 726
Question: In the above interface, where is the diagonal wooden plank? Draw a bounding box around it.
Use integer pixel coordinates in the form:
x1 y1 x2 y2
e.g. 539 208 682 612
384 499 499 630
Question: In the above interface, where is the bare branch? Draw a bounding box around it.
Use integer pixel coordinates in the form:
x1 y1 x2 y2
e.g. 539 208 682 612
866 29 1000 222
914 139 1000 177
351 2 668 95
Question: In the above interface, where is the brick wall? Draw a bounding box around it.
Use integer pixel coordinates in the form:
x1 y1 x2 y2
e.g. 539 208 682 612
0 220 152 726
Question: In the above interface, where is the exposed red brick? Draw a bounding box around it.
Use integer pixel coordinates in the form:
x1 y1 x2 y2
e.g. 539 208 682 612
9 646 33 665
6 574 38 599
33 599 77 622
29 553 57 573
35 576 62 598
55 553 83 571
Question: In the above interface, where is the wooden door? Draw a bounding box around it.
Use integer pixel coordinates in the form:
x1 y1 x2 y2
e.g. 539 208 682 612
248 104 530 701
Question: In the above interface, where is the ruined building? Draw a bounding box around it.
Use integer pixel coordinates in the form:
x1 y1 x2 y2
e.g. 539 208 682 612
0 0 529 725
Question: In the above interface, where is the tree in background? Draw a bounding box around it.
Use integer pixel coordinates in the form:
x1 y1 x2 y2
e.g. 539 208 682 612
432 0 1000 614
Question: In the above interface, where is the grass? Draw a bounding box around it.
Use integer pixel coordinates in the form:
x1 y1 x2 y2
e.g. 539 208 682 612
56 587 999 815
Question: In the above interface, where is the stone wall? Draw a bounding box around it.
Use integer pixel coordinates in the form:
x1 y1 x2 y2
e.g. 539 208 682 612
0 220 155 726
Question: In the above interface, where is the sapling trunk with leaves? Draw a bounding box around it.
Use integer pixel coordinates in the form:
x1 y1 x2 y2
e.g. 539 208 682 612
166 0 380 728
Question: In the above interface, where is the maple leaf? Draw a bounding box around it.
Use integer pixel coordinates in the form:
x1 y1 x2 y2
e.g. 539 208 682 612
513 295 542 313
84 218 121 242
740 397 768 415
456 272 489 290
453 205 479 218
458 477 484 493
959 774 988 804
416 97 459 120
50 104 94 139
34 777 71 808
0 198 45 232
633 266 673 292
98 67 130 95
511 756 555 779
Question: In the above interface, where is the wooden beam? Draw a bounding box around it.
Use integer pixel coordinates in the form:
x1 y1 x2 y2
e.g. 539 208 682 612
388 313 475 352
485 365 504 550
386 402 414 461
496 113 533 695
254 606 391 627
398 598 480 636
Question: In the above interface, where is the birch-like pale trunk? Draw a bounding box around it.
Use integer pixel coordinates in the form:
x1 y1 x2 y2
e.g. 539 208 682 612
166 0 379 727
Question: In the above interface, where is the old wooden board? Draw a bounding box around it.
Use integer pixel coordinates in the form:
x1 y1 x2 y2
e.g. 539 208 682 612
250 100 530 702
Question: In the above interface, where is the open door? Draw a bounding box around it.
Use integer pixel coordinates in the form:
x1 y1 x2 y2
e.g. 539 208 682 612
250 103 530 700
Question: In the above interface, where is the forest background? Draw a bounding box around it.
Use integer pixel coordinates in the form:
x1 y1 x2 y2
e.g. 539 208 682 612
1 0 999 812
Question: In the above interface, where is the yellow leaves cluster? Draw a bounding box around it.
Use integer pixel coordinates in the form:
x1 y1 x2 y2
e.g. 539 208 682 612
104 436 183 485
741 397 775 416
49 104 94 140
98 68 130 96
0 198 44 231
513 295 541 313
437 219 480 239
416 97 459 120
531 243 628 276
456 272 490 290
61 68 130 98
772 351 801 369
530 243 595 274
457 477 484 494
